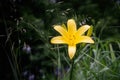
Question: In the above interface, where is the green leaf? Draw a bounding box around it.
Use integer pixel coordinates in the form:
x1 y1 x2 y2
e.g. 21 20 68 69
109 44 116 62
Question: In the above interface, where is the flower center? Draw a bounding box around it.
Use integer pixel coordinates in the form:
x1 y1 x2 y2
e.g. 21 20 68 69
69 34 76 46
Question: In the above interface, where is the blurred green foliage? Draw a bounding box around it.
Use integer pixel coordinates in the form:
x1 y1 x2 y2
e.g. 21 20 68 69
0 0 120 80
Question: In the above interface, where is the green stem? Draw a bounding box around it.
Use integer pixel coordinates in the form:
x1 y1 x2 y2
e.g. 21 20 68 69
70 59 74 80
57 45 60 80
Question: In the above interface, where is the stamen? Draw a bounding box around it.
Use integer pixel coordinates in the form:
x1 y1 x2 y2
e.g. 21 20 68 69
69 35 76 46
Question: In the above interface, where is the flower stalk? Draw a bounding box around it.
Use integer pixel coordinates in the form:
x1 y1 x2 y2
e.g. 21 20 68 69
70 59 74 80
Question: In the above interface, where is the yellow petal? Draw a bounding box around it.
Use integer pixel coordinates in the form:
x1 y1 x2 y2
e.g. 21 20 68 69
51 36 67 44
54 25 68 38
68 45 76 59
76 36 94 44
67 19 77 34
76 25 90 36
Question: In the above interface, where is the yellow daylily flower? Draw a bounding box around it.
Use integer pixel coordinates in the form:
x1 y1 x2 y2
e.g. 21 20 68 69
51 19 94 59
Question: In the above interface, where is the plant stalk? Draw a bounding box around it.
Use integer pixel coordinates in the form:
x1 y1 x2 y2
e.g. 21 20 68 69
70 59 74 80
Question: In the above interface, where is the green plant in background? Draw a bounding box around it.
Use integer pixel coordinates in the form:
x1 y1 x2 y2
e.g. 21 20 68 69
8 10 120 80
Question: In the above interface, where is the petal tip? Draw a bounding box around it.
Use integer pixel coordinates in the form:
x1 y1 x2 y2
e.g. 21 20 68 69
84 25 90 29
50 38 54 44
69 53 74 59
54 25 60 29
68 19 74 21
68 45 76 59
68 19 75 24
90 39 94 43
